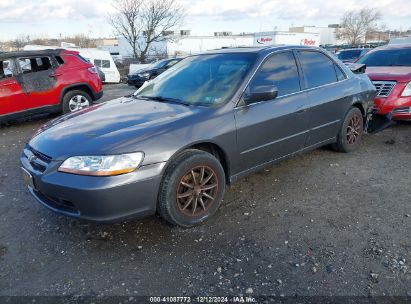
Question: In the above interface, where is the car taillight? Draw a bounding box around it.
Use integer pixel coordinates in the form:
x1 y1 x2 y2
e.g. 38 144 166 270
401 81 411 97
88 67 98 74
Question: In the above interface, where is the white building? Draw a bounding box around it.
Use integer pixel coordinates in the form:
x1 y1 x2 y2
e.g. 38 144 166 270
253 31 320 47
117 34 255 60
289 26 342 46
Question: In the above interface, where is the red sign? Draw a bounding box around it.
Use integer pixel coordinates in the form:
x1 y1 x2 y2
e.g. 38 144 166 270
302 39 316 46
257 37 273 44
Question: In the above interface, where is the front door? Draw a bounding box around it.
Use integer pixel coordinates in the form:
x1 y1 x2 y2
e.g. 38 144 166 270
234 51 311 173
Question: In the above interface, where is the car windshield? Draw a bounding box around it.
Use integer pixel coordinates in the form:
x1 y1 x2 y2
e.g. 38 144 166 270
337 50 362 60
135 53 257 106
356 48 411 66
151 59 168 69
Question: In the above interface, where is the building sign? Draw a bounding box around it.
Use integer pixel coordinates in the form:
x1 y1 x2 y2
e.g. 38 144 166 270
256 37 273 44
301 39 317 46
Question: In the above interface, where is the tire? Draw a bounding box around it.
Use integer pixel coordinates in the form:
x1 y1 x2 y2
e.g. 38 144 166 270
62 90 92 114
158 149 226 228
333 107 364 153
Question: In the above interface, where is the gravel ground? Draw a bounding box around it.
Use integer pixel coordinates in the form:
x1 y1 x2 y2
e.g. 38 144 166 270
0 84 410 297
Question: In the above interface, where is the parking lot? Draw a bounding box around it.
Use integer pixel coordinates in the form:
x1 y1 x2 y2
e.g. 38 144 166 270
0 84 410 297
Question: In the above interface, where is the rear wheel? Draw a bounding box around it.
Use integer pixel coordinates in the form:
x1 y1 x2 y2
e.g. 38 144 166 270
333 107 364 153
158 150 226 227
62 90 92 114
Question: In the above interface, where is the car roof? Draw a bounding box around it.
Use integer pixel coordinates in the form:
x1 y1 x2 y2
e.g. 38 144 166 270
200 45 323 55
373 44 411 51
0 49 75 60
338 48 369 51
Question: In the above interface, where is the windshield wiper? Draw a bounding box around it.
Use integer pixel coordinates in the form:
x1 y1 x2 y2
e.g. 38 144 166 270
139 95 191 106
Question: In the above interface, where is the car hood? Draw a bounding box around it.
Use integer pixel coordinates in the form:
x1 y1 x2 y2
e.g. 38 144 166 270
365 66 411 82
29 97 203 160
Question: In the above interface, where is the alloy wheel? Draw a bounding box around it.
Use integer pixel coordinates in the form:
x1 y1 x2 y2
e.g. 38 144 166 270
176 166 218 217
346 113 362 145
68 95 90 112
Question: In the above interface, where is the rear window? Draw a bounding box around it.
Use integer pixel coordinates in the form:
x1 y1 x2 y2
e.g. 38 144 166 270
77 54 91 63
337 50 362 61
357 48 411 67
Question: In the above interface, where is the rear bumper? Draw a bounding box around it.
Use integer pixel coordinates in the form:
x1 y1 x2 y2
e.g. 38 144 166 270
92 90 104 102
20 150 166 223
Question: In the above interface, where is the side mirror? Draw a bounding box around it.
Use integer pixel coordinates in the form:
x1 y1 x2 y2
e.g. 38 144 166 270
244 85 278 104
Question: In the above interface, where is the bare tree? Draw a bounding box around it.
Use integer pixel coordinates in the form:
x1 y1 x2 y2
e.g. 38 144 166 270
11 35 31 51
109 0 185 63
64 34 97 48
337 8 382 45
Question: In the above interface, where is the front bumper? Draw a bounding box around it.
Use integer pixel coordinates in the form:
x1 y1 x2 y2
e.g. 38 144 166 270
20 148 166 223
374 82 411 120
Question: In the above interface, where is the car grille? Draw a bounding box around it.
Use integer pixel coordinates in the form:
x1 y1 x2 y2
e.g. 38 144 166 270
372 81 396 97
23 146 52 173
393 107 411 114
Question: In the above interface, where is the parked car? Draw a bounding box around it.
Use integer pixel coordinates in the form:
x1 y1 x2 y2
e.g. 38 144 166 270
0 49 103 123
24 45 121 83
127 58 183 87
336 48 370 63
357 44 411 120
21 46 376 227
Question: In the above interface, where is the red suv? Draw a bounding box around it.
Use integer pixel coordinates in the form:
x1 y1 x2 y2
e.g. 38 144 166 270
0 49 103 123
357 44 411 120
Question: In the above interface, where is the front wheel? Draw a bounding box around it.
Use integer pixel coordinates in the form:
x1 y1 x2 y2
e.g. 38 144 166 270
333 107 364 153
158 150 226 227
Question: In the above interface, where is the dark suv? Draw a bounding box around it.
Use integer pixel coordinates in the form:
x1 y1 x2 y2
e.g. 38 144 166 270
0 49 103 123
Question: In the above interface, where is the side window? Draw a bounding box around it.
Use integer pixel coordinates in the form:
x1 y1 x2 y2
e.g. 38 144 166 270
94 59 110 68
249 51 301 97
0 59 15 80
334 64 346 81
298 51 338 88
55 56 65 65
165 60 179 68
101 60 110 68
18 57 52 74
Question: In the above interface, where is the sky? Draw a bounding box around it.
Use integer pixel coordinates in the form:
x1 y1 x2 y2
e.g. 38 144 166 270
0 0 411 41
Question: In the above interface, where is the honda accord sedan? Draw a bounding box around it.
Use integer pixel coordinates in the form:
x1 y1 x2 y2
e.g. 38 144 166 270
21 46 376 227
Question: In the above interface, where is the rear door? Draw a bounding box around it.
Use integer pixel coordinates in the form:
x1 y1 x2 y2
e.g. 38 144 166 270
234 51 311 171
0 58 28 116
17 56 59 108
296 50 352 146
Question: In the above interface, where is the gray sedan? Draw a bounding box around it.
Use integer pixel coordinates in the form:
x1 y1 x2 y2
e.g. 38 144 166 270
21 46 376 227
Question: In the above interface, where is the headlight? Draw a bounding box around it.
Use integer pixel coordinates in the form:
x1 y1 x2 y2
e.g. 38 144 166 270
137 72 150 78
58 152 144 176
401 81 411 97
